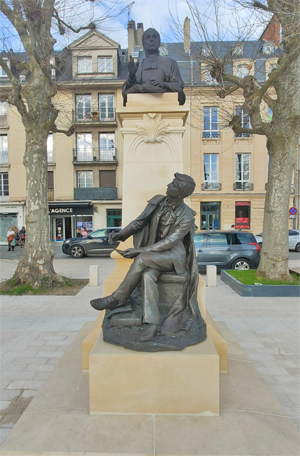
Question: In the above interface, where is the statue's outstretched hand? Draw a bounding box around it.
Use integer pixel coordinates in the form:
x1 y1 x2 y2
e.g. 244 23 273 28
120 248 141 258
127 57 139 76
108 231 123 244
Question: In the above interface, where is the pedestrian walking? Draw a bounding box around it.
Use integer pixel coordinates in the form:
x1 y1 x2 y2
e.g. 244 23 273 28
81 227 87 236
76 228 83 237
7 227 15 251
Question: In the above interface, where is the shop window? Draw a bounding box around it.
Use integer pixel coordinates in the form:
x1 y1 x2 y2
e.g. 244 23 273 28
0 135 8 164
76 133 92 161
77 57 92 74
99 133 115 161
99 94 115 121
99 170 116 188
77 171 93 188
203 107 219 138
0 172 9 201
235 202 250 229
98 57 113 73
107 209 122 227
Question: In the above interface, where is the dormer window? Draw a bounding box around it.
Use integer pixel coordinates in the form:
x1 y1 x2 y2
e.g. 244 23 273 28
261 41 275 55
98 57 113 73
236 64 249 78
232 43 244 56
77 57 92 74
202 44 213 57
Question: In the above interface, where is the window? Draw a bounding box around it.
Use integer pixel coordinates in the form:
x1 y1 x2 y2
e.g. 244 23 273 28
99 170 116 188
203 107 219 138
235 154 250 189
98 57 113 73
75 94 91 121
77 171 93 188
99 94 115 121
47 134 53 163
0 101 7 116
76 133 92 161
204 66 217 85
48 171 54 201
235 107 251 137
77 57 92 74
209 233 230 246
0 135 8 164
203 154 219 190
0 59 10 77
50 57 56 79
99 133 115 161
0 172 9 199
89 229 108 238
235 202 250 229
194 234 206 246
236 64 249 78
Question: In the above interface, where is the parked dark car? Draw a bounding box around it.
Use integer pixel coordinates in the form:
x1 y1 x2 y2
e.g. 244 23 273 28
62 227 121 258
194 230 260 271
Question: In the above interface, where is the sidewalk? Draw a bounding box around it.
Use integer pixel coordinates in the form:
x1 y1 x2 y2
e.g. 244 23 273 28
0 256 299 447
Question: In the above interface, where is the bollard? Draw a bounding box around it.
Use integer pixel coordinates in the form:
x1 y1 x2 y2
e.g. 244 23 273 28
206 265 217 287
89 265 99 287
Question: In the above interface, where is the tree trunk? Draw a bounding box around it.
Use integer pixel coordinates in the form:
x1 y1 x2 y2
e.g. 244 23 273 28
257 133 297 281
13 68 61 286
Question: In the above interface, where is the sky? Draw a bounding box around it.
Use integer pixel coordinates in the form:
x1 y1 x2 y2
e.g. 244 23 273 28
0 0 270 52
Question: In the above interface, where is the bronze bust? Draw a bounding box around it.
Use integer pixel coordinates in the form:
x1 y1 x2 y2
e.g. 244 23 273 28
122 28 186 105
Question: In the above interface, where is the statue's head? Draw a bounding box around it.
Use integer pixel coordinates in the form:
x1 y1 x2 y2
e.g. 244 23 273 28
142 28 161 53
167 173 196 199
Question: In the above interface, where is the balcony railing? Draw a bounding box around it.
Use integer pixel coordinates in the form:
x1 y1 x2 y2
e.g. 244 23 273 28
0 152 8 164
202 182 222 191
72 108 116 123
235 133 252 138
233 182 254 191
74 187 118 200
202 131 220 139
73 148 117 162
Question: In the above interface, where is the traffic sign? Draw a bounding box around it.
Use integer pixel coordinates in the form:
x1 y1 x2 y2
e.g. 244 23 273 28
289 207 297 216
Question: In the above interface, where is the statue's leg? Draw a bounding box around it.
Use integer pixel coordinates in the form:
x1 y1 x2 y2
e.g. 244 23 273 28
142 268 161 325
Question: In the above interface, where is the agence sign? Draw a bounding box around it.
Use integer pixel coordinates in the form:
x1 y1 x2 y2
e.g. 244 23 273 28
49 208 73 214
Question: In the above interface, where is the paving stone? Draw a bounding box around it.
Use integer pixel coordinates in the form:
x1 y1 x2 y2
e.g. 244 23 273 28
20 390 38 399
0 390 21 401
0 402 11 411
35 351 64 358
6 381 43 390
0 427 12 445
0 413 22 427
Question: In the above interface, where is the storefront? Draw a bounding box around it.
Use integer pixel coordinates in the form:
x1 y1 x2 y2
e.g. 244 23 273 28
49 202 93 242
0 203 25 244
200 202 221 230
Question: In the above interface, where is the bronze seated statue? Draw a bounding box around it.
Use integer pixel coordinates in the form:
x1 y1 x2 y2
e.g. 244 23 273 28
90 173 206 352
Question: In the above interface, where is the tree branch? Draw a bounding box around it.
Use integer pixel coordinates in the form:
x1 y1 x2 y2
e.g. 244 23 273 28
52 8 96 35
50 124 74 137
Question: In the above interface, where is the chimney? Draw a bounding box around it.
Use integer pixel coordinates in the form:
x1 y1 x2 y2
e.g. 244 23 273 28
184 17 191 54
136 23 144 50
128 20 136 57
260 16 280 47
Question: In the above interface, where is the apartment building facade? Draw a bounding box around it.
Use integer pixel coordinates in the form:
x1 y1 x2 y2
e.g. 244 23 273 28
0 20 293 244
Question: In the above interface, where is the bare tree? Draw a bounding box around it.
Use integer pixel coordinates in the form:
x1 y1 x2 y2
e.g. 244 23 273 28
0 0 129 286
172 0 300 281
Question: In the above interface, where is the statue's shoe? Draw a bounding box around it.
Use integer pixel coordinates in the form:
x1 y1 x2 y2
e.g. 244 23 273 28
90 294 119 311
139 324 160 341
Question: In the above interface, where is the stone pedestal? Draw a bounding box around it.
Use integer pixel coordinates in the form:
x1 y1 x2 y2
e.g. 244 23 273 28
89 331 219 415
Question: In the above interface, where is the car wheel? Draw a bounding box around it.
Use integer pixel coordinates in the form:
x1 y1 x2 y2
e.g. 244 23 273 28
232 259 251 270
296 243 300 252
70 245 84 258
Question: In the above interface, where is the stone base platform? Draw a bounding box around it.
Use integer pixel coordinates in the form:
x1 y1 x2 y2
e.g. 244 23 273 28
1 322 299 456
